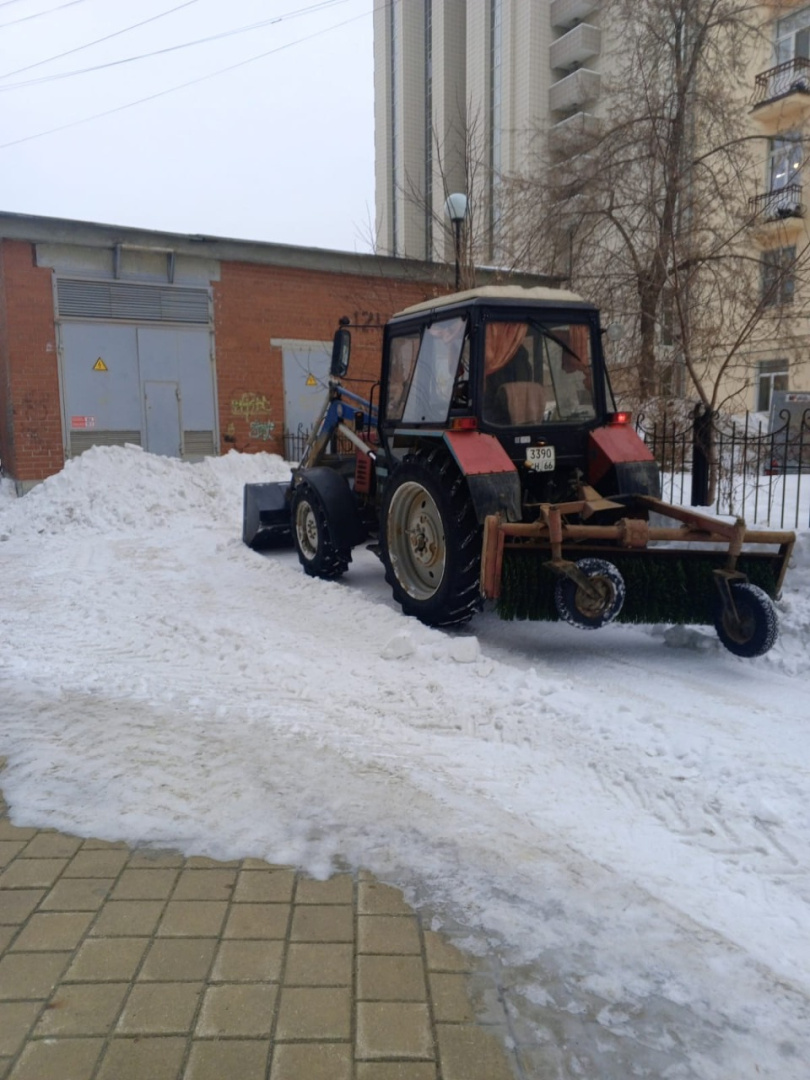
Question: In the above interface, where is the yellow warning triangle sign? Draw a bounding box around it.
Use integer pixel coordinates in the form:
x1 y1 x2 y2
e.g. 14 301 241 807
93 358 108 372
305 373 317 387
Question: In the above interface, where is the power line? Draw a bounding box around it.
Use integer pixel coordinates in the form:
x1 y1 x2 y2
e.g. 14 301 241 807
0 0 202 78
0 0 89 29
0 0 351 87
0 9 368 151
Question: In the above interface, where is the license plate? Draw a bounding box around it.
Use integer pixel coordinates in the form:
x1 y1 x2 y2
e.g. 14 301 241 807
526 445 555 472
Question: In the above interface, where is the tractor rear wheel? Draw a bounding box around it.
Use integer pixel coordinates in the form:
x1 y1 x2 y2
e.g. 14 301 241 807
554 558 626 629
291 482 350 580
713 582 778 658
381 449 482 627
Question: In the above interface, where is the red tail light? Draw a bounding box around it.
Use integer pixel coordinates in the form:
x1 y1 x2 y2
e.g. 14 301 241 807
450 416 478 430
607 411 632 425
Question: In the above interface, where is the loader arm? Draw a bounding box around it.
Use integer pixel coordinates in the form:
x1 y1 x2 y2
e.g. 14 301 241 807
298 380 378 470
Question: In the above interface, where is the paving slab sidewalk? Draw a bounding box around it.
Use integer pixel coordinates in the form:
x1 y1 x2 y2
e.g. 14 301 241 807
0 776 520 1080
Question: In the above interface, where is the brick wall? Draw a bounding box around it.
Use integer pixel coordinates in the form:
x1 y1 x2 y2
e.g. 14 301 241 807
0 234 445 485
213 262 437 455
0 243 9 473
0 240 61 482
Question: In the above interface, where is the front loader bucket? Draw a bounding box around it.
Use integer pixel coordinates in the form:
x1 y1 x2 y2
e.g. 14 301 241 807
242 482 293 550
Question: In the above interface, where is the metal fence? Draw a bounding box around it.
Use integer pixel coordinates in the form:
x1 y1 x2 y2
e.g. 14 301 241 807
282 429 309 464
284 409 810 531
282 428 356 464
636 407 810 529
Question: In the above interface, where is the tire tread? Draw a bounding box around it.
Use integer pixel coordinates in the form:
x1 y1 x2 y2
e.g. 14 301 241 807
381 448 482 628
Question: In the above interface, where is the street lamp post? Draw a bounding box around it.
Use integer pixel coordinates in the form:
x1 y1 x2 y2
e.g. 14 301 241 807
444 193 468 290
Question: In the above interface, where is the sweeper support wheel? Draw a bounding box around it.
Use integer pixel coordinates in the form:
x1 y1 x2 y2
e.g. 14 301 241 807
713 581 778 658
553 558 626 630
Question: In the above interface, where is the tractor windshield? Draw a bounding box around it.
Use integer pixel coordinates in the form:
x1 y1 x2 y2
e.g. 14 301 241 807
483 320 596 427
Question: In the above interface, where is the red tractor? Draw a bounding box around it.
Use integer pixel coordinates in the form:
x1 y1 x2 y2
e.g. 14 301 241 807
243 286 794 658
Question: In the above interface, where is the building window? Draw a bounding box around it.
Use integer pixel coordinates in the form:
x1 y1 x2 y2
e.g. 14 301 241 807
659 362 682 398
769 134 802 192
757 359 789 413
775 6 810 65
761 246 796 306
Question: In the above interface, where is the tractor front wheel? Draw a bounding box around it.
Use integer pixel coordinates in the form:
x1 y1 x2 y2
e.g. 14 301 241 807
713 582 778 658
291 482 350 580
381 450 482 628
554 558 626 630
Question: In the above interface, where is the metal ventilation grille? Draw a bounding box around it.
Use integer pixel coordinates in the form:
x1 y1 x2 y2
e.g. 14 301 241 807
183 430 216 459
57 279 210 324
69 430 142 456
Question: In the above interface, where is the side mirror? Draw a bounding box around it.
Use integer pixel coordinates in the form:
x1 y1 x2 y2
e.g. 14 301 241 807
330 327 351 378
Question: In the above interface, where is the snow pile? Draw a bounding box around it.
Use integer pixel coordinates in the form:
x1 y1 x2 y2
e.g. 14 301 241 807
2 447 810 1080
0 445 291 540
0 475 16 508
767 529 810 676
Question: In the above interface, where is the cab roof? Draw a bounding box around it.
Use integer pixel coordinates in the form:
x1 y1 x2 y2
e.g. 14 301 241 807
393 284 589 320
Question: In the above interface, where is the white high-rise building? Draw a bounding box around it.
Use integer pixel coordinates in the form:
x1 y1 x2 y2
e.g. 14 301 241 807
373 0 605 264
374 1 810 412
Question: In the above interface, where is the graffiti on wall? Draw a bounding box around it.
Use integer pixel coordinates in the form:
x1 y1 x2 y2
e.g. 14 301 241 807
230 392 275 442
231 392 271 420
249 420 275 440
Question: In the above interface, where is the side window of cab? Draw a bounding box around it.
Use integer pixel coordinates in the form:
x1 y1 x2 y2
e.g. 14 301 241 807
401 317 467 424
385 332 421 421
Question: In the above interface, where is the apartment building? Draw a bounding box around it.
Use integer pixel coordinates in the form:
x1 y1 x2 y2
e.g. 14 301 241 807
373 0 605 265
749 2 810 412
374 1 810 412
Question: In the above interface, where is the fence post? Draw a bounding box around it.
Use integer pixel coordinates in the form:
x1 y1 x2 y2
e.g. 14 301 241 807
691 403 711 506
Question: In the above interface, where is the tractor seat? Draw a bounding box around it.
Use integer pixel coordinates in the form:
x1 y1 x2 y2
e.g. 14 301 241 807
496 381 546 425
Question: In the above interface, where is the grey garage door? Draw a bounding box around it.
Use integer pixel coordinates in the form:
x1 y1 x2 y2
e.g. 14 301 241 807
58 280 217 461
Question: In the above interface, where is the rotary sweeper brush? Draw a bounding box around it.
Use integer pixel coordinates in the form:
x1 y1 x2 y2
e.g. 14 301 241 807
242 286 795 658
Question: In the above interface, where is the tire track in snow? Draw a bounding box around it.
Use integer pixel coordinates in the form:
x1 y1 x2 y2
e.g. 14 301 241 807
474 618 810 882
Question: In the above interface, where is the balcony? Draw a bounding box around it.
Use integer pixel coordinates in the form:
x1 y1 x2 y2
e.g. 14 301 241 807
749 183 805 222
550 68 601 115
550 23 601 72
550 0 600 30
752 58 810 127
548 111 601 156
551 111 601 137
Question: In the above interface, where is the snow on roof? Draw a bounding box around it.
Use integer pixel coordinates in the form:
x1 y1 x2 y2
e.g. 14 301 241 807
395 284 588 318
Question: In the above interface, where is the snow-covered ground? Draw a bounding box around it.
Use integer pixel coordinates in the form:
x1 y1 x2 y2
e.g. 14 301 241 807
1 446 809 1079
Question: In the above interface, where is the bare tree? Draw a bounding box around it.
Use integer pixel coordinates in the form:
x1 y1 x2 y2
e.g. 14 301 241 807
507 0 810 416
377 101 550 293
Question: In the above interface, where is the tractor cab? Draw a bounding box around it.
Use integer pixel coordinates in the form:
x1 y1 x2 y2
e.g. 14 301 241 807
378 286 619 503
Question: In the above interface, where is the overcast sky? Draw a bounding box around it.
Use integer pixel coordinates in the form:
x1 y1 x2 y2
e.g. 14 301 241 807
0 0 375 252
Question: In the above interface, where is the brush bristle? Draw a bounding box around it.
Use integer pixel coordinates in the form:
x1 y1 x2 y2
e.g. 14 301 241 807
497 550 779 624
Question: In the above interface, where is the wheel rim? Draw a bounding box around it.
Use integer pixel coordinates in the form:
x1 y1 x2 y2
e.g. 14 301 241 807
722 601 756 645
295 498 319 561
574 577 615 619
387 480 446 600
